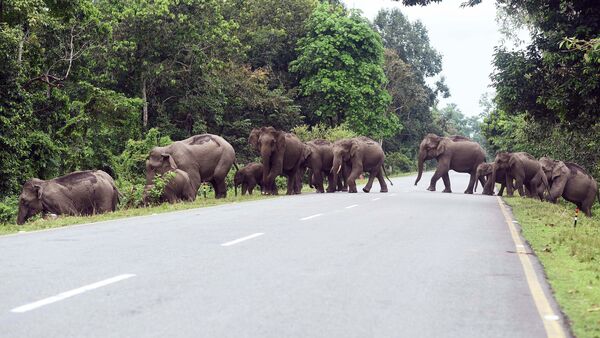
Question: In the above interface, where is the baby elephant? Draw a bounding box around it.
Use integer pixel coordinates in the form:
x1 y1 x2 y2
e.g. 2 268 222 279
143 169 196 204
17 170 119 225
234 163 263 195
476 163 506 196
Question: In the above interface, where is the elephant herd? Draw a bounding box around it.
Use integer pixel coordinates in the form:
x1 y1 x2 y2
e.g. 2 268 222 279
16 127 392 225
415 134 599 217
15 129 599 225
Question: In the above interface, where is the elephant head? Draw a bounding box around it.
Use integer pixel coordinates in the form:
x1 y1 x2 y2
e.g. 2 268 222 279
474 163 492 192
146 147 178 184
331 138 357 177
248 127 286 194
539 156 568 185
17 179 46 225
415 134 449 185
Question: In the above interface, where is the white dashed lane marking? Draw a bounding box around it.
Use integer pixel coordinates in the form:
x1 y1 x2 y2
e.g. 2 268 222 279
221 233 264 247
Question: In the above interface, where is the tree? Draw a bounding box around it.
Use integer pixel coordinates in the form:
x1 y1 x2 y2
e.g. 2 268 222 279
290 3 400 138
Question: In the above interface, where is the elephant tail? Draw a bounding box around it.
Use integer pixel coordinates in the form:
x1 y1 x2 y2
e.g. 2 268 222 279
474 177 479 192
382 165 394 186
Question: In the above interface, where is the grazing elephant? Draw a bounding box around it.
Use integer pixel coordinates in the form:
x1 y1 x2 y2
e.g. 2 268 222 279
476 163 506 196
302 139 337 193
539 157 599 216
143 169 196 204
415 134 486 194
490 152 549 199
17 170 119 225
248 127 305 195
234 163 264 195
146 134 236 199
331 136 392 193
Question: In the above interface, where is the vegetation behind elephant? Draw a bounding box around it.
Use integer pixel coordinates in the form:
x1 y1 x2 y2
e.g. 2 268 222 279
234 163 263 195
539 157 599 216
142 169 196 204
490 152 549 199
415 133 486 194
331 136 391 193
248 127 305 195
17 170 119 225
146 134 236 199
303 139 338 193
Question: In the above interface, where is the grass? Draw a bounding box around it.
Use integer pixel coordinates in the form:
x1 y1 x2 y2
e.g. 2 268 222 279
504 196 600 337
0 172 415 236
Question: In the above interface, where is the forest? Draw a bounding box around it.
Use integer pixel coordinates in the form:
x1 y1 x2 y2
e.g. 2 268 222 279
0 0 598 223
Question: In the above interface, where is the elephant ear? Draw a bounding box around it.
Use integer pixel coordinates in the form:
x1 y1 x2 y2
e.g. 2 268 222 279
162 153 177 170
552 161 568 180
275 131 286 154
248 129 260 149
434 137 448 157
301 144 312 162
33 184 43 200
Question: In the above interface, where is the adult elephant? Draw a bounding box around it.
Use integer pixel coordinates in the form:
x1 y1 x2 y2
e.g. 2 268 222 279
146 134 236 199
303 139 337 193
539 157 599 216
489 152 549 200
415 134 486 194
331 136 391 193
17 170 119 225
248 127 305 195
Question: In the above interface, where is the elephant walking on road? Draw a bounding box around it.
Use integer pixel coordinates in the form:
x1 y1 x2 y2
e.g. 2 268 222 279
17 170 119 225
248 127 305 195
539 157 599 216
303 139 337 193
331 136 391 193
476 163 506 196
146 134 236 199
415 134 486 194
489 152 549 200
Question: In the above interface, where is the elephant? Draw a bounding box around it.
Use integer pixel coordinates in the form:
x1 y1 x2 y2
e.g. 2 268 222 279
415 134 486 194
476 163 506 196
142 169 196 204
539 157 599 216
234 163 264 195
146 134 236 199
302 139 337 193
489 152 549 200
17 170 119 225
331 136 392 193
248 127 305 195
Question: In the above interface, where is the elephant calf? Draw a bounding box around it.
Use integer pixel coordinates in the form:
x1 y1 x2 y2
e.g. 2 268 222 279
491 152 549 200
234 163 263 195
143 169 196 204
17 170 119 225
539 157 599 216
476 163 506 196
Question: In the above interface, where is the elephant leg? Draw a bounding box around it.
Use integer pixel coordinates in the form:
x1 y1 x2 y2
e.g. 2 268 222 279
214 178 227 199
326 172 336 193
362 170 377 193
313 170 325 193
242 183 248 196
248 183 255 195
428 166 449 192
498 184 505 196
441 173 452 193
464 172 477 194
514 177 525 197
506 174 515 197
347 165 362 193
376 170 388 193
478 175 486 192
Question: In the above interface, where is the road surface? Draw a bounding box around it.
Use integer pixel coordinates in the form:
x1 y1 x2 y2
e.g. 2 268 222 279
0 172 569 337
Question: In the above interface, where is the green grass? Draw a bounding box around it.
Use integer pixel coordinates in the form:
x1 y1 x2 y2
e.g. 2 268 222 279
0 172 415 236
504 196 600 337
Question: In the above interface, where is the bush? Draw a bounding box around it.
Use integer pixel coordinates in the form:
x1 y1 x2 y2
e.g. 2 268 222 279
0 197 18 224
292 123 358 142
385 151 415 174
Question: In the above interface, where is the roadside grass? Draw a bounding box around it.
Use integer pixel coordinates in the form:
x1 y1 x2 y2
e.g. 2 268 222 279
0 172 415 236
504 196 600 337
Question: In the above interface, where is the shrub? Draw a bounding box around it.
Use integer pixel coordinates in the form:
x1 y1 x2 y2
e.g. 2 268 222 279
291 123 357 142
0 197 19 224
385 151 415 173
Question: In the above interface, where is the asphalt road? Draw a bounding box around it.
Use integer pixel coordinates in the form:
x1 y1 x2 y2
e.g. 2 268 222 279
0 172 569 338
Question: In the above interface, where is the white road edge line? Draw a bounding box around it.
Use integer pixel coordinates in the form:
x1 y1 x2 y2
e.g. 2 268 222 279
300 213 323 221
221 233 264 246
345 204 359 209
11 274 136 313
371 198 381 201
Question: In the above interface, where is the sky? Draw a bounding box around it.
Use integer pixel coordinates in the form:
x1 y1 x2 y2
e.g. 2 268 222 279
341 0 504 116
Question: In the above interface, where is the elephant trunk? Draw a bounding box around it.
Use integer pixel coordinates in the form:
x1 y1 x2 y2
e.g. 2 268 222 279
16 203 28 225
260 147 273 194
414 150 426 185
331 156 342 184
484 166 497 195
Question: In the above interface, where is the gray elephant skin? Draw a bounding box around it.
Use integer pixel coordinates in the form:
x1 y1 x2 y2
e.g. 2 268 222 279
331 136 391 193
146 134 236 199
302 139 339 193
476 162 506 196
489 152 549 200
415 134 486 194
539 157 599 216
234 163 263 195
17 170 119 225
248 127 305 195
143 169 196 204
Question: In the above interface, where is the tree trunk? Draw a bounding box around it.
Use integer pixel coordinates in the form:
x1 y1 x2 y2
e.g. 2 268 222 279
142 76 148 129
